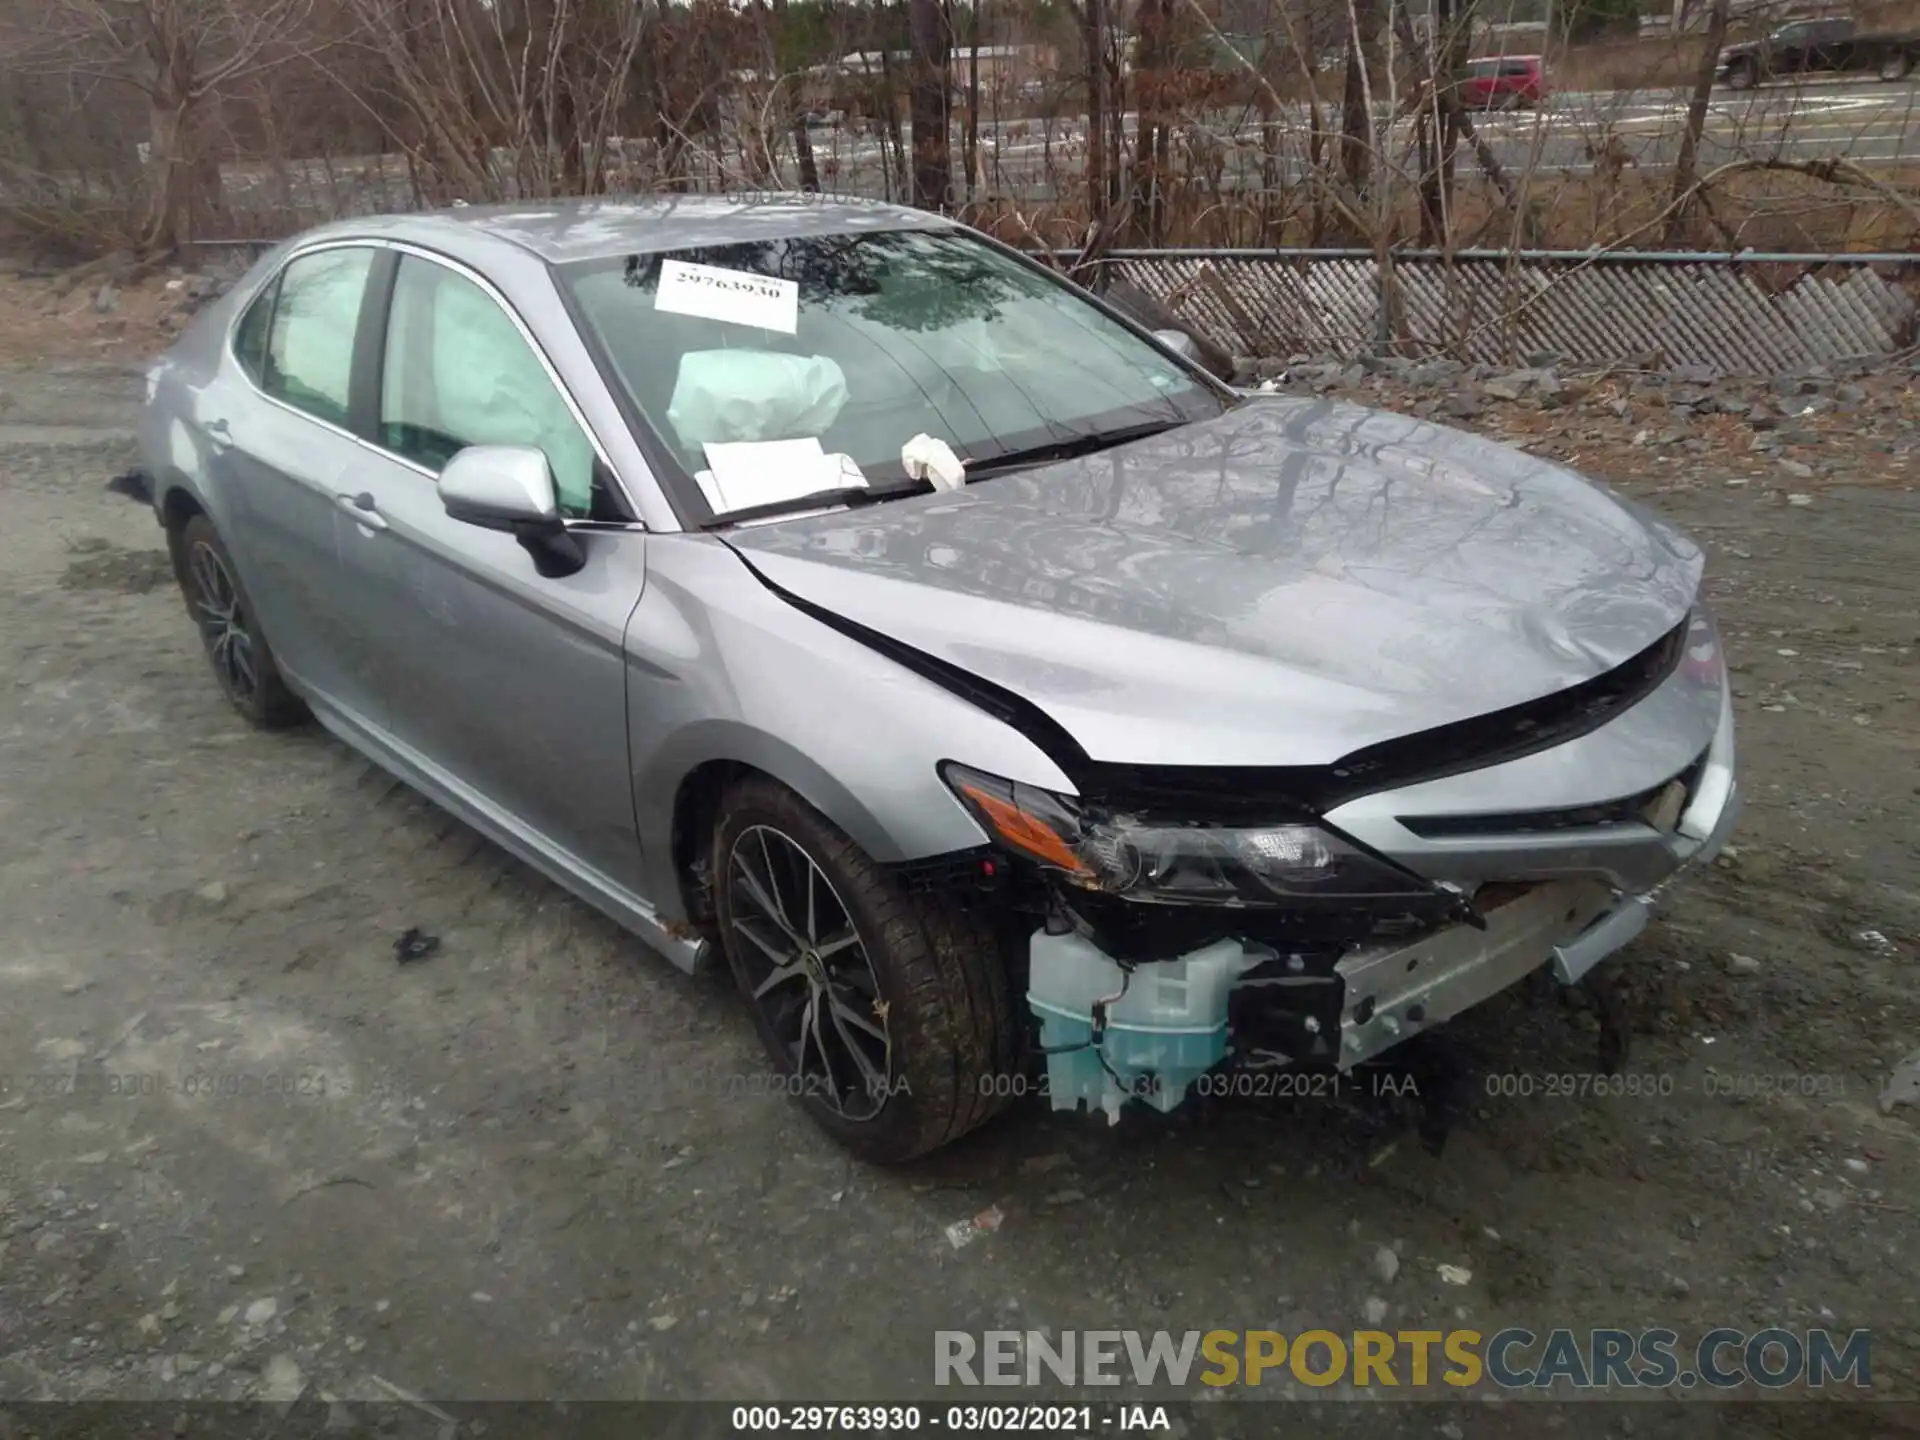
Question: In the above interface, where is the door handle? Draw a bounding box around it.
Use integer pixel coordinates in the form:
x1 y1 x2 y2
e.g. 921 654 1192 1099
337 491 389 531
205 418 233 451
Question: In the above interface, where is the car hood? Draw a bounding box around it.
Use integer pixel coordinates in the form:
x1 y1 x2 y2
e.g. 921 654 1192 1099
1719 41 1759 56
723 396 1703 769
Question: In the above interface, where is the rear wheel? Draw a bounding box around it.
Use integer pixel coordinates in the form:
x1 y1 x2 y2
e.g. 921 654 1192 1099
1880 51 1914 81
174 514 306 728
713 777 1019 1163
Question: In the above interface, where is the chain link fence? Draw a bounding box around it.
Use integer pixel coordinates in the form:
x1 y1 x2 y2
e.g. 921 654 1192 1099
1085 248 1920 375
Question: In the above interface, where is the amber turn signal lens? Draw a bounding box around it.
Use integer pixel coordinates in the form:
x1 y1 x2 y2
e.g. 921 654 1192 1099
955 782 1091 877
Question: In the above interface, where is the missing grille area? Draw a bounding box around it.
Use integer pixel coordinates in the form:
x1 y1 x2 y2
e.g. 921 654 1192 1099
1398 743 1712 840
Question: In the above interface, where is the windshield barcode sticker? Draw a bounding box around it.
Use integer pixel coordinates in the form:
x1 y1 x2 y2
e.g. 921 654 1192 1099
655 260 799 334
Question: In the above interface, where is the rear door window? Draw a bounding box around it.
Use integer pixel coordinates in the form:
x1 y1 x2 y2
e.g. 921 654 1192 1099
261 247 376 428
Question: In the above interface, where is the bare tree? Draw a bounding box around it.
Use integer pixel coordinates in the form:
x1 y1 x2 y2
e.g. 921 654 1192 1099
1664 0 1731 244
907 0 951 209
1337 0 1379 196
4 0 1915 272
767 0 820 193
1389 2 1530 240
333 0 651 205
872 43 910 201
1075 0 1115 223
7 0 327 252
1129 0 1174 242
961 0 981 203
1434 0 1469 240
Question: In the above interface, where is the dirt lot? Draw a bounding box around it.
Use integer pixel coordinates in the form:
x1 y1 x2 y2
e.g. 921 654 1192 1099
0 295 1917 1439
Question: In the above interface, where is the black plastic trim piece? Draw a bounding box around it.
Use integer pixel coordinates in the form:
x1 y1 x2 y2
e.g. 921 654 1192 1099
1398 790 1659 839
1327 617 1691 802
349 248 401 445
886 846 1000 893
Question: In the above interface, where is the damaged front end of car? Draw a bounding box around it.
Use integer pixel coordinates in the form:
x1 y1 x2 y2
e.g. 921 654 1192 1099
932 609 1742 1129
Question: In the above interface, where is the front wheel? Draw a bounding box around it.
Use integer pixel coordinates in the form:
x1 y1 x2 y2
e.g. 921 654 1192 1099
713 777 1020 1163
1725 59 1757 89
1880 51 1914 81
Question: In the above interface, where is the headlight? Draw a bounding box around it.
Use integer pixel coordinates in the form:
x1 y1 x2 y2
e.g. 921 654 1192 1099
941 762 1439 908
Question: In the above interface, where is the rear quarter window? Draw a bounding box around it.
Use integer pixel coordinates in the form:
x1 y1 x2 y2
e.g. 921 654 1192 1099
232 281 277 384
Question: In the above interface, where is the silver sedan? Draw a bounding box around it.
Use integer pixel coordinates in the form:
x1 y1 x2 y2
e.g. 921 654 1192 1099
138 196 1739 1161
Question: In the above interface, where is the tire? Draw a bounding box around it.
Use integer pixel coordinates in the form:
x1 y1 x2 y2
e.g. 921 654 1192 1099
712 776 1020 1163
1725 59 1757 89
1880 51 1914 81
174 514 307 728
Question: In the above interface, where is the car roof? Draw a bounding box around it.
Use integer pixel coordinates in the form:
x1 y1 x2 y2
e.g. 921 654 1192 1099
297 194 955 266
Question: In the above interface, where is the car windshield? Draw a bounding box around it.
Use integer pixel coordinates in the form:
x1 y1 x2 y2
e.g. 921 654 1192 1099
558 228 1225 521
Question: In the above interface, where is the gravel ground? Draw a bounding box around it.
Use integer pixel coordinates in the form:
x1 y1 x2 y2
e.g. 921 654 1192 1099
0 343 1916 1440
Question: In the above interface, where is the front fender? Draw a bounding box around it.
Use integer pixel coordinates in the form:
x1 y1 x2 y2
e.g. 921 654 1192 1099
625 534 1076 919
634 717 976 885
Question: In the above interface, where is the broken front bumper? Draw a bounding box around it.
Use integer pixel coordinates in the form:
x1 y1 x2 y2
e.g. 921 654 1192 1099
1026 640 1741 1111
1026 715 1741 1109
1337 718 1741 1069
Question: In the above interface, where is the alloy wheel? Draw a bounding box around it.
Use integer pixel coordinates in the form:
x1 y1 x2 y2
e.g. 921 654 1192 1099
726 824 893 1120
188 540 257 704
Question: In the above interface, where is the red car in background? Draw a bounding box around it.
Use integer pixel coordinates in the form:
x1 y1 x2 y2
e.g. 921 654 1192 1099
1459 54 1549 108
1402 55 1548 114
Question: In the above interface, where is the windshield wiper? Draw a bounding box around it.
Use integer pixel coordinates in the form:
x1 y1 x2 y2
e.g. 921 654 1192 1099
703 417 1187 524
706 478 932 528
962 419 1186 479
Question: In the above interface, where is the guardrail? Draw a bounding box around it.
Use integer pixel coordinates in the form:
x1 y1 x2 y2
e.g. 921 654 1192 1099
1077 247 1920 375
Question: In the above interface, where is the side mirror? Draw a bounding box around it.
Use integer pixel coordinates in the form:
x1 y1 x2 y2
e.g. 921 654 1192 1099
437 444 584 578
1153 328 1201 365
438 444 561 532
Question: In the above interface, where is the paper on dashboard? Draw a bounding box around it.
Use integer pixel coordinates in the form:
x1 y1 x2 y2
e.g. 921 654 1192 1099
696 437 866 514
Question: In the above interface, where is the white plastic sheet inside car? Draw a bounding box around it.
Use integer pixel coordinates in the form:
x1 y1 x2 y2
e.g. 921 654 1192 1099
665 349 849 454
696 437 866 515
